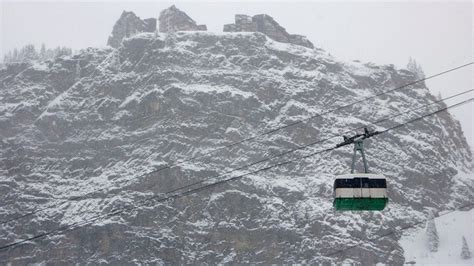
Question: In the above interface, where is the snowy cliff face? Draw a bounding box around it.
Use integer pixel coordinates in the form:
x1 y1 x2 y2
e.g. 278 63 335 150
0 32 472 264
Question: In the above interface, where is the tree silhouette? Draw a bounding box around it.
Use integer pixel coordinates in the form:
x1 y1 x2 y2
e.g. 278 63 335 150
461 236 471 259
425 210 439 252
407 57 425 80
3 44 72 63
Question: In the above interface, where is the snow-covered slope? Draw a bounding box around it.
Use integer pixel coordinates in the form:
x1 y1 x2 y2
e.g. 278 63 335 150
400 209 473 265
0 31 472 264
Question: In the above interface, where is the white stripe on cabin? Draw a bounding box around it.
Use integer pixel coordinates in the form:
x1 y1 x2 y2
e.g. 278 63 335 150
335 188 387 198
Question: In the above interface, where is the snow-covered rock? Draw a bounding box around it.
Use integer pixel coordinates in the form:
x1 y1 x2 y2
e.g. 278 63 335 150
159 5 207 33
107 11 156 48
400 209 473 265
224 14 314 48
0 31 472 264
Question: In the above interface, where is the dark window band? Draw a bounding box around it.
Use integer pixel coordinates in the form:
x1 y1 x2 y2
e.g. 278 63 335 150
334 178 387 189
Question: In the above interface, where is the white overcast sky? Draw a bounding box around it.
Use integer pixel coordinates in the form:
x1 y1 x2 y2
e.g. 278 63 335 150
1 0 473 147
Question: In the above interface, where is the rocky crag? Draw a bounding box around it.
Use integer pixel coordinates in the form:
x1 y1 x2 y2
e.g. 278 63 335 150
159 5 207 33
224 14 314 48
0 6 472 265
108 5 208 49
107 11 156 48
108 6 312 50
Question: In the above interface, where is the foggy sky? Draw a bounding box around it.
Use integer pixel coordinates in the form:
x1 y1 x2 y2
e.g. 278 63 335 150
1 0 472 147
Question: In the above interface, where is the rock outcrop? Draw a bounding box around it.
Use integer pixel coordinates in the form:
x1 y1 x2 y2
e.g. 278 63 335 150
108 7 310 50
159 5 207 32
107 11 156 48
224 14 314 49
223 15 257 32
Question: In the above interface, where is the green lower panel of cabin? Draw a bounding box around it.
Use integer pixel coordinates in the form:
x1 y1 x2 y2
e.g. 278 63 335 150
333 197 388 211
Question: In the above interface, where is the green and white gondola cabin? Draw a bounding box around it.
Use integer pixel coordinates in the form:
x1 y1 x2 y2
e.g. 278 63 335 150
333 174 388 211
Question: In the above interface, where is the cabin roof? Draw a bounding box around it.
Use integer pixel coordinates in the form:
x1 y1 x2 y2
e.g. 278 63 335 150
335 173 387 179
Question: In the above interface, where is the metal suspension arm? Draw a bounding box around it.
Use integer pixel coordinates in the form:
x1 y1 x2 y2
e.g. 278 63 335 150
350 138 369 173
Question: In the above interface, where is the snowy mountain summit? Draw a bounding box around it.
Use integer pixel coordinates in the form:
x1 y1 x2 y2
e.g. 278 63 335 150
0 6 472 265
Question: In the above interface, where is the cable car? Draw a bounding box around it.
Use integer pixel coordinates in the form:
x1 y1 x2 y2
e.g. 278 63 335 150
333 174 388 211
333 128 388 211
